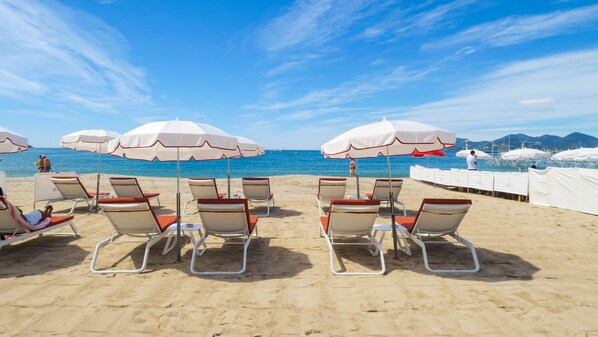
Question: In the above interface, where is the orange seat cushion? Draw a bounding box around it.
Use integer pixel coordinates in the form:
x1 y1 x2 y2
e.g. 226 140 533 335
44 215 74 229
218 193 226 198
395 216 416 232
365 193 373 200
248 216 259 234
320 216 330 234
156 215 177 232
143 192 160 198
88 191 110 197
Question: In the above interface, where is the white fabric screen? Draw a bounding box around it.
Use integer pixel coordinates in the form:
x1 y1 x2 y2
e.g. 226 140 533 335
529 168 598 215
493 172 528 196
468 171 494 192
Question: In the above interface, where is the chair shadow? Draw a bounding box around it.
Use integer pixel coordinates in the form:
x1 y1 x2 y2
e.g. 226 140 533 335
382 240 540 281
329 240 387 274
95 237 313 281
0 236 86 278
261 207 302 218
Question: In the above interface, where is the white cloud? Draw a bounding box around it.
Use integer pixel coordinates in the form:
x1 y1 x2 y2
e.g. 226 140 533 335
425 4 598 51
0 0 150 113
378 49 598 139
266 54 322 77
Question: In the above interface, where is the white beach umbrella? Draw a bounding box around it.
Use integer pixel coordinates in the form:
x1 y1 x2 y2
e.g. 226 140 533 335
321 118 456 258
551 147 598 162
108 120 241 261
225 136 266 198
61 129 120 210
501 148 550 160
456 149 493 160
0 127 28 154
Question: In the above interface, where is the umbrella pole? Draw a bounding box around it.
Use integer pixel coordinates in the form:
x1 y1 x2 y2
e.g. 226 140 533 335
355 159 360 199
94 144 102 212
386 147 399 260
227 158 231 199
176 148 182 262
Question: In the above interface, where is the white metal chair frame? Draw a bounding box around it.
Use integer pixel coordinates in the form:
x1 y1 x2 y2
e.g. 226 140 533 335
242 178 274 217
320 201 385 276
49 177 110 214
315 178 347 216
183 178 223 215
407 201 480 273
90 199 174 274
190 200 258 276
109 177 161 206
366 179 407 216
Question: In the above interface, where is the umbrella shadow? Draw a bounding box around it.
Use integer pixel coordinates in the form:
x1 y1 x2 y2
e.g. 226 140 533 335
262 207 302 218
0 236 86 278
383 239 540 281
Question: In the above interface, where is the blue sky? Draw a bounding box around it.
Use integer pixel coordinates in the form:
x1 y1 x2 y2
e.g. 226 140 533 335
1 0 597 149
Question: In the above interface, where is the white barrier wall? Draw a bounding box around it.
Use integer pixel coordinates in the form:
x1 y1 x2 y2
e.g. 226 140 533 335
468 171 494 192
494 172 528 196
529 168 598 215
33 172 76 208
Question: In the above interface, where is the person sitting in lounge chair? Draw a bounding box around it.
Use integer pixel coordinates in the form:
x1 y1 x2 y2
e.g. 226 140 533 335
19 205 53 226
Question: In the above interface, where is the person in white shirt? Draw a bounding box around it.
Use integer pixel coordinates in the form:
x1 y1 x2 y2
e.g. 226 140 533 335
466 150 478 171
21 205 53 226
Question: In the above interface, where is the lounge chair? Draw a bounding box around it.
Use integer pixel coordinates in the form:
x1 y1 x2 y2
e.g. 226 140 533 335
191 198 258 275
393 198 479 273
183 178 226 215
364 179 407 216
315 178 347 216
109 177 160 206
241 177 274 216
50 176 110 214
0 196 78 250
320 199 385 276
90 198 177 274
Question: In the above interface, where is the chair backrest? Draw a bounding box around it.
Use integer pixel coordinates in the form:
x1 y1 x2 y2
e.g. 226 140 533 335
413 199 472 235
317 178 347 202
98 198 162 235
109 177 144 198
326 199 380 236
196 198 250 235
242 178 271 200
188 178 220 199
0 197 24 234
51 176 90 199
371 179 403 201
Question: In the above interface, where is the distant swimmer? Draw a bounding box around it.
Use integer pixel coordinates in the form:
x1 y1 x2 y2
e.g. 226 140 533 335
466 150 478 171
350 159 356 177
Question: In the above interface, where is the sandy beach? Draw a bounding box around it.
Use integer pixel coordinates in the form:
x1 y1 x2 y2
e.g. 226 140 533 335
1 174 597 336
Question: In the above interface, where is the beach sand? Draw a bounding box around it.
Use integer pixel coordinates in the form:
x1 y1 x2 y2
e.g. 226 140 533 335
1 174 597 336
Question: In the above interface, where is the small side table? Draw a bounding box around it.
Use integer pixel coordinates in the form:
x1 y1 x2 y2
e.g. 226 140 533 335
162 223 206 255
371 223 412 256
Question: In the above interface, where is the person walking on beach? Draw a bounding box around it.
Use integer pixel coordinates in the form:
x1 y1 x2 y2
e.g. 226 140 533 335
43 155 52 172
37 155 46 173
350 159 356 177
466 150 478 171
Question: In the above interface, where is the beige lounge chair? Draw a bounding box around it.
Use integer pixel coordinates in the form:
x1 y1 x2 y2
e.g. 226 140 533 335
365 179 406 215
320 199 385 276
0 196 78 250
183 178 226 215
242 177 274 216
90 198 177 274
109 177 160 206
315 178 347 216
191 198 259 275
50 176 110 214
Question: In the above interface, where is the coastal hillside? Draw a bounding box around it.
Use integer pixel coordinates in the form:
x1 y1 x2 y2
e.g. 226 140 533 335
455 132 598 151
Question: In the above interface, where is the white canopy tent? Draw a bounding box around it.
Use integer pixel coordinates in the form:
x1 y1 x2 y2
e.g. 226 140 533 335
551 147 598 162
61 129 120 210
501 148 550 161
321 119 456 259
108 120 241 261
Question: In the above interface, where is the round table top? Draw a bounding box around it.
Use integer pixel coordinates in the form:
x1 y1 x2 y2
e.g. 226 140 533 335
373 223 407 232
166 223 203 231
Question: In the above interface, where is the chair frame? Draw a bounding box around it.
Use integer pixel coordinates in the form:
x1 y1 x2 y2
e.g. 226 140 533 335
366 179 407 216
49 176 110 214
241 177 274 217
190 198 258 276
406 198 479 273
320 199 385 276
0 196 78 251
90 198 176 274
183 178 225 215
109 177 161 206
315 178 347 216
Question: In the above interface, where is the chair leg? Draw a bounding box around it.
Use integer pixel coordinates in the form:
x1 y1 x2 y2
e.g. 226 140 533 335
183 199 191 215
323 225 385 276
69 221 79 237
90 234 164 274
408 233 479 273
190 234 252 275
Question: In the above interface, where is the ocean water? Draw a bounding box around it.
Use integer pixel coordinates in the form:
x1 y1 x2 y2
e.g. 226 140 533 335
0 148 521 178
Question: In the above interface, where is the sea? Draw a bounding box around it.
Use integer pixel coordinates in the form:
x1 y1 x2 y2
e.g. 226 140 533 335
0 148 523 178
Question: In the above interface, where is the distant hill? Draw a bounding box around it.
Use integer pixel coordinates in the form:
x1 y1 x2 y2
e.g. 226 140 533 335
454 132 598 152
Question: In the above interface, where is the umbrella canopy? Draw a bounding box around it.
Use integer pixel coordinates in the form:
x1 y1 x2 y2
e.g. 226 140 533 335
61 129 120 154
501 148 550 160
108 120 241 261
0 127 28 154
322 119 456 258
456 149 493 160
322 119 455 159
412 150 446 157
551 147 598 162
237 136 266 158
